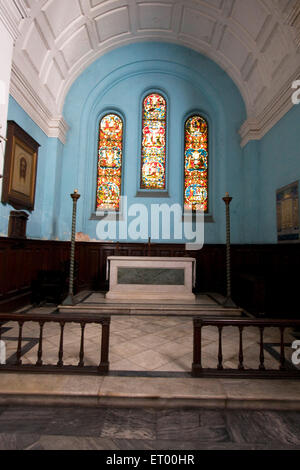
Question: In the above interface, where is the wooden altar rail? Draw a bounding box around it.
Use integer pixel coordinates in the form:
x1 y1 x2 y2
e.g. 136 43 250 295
0 313 110 375
192 318 300 379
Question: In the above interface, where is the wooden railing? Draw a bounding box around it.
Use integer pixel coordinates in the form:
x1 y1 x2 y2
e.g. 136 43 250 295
0 313 110 375
192 317 300 379
1 313 300 379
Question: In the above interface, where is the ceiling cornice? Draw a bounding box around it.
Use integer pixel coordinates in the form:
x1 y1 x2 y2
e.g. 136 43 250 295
284 1 300 50
10 63 69 144
5 0 300 148
0 0 28 42
239 64 300 147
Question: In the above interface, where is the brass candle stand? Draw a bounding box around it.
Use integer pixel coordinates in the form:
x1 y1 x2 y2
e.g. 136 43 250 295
222 192 236 308
62 189 80 306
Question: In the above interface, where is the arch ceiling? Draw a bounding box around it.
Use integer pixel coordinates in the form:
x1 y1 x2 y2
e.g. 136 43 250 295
4 0 300 145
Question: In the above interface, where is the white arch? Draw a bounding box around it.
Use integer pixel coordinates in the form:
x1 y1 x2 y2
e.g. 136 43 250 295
8 0 300 146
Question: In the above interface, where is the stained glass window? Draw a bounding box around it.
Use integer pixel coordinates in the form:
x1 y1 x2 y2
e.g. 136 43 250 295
96 114 123 211
140 93 166 189
184 115 208 212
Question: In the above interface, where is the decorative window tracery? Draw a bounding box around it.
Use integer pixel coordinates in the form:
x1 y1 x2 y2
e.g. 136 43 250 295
96 114 123 211
184 115 208 212
140 93 166 190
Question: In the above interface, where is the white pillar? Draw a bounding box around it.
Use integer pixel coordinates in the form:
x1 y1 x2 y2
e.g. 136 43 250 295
0 0 28 193
0 22 13 190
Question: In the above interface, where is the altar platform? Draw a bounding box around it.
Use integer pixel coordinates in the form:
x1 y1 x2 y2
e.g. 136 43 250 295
59 291 242 316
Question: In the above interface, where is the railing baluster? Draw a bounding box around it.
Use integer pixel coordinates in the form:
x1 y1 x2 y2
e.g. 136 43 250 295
217 326 223 370
238 325 244 370
192 319 202 374
57 321 65 367
78 322 85 367
36 321 44 366
280 326 286 371
16 321 24 366
259 326 265 370
98 318 110 372
0 322 3 365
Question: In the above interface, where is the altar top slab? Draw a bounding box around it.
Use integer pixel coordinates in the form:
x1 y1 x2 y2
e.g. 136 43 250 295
107 256 196 262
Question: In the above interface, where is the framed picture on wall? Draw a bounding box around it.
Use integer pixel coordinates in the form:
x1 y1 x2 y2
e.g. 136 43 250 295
1 121 40 211
276 181 300 243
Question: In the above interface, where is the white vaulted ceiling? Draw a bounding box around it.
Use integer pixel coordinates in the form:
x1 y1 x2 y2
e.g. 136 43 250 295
6 0 300 145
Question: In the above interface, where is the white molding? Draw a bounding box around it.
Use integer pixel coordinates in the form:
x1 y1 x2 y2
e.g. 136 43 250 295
10 63 69 144
48 117 69 144
10 46 299 149
239 65 300 147
0 0 28 41
6 0 300 149
289 8 300 50
13 0 28 20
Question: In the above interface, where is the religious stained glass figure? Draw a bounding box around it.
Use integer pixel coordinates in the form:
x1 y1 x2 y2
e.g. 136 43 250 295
140 93 166 189
184 116 208 212
96 114 123 211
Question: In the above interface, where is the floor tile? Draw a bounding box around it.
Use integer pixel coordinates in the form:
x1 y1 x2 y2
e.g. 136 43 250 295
127 350 171 370
225 410 300 445
100 408 156 440
156 409 230 442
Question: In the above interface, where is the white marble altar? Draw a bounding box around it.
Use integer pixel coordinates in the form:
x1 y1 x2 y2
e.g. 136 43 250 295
105 256 196 303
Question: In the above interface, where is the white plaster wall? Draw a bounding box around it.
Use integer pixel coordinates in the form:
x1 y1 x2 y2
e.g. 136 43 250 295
0 19 14 194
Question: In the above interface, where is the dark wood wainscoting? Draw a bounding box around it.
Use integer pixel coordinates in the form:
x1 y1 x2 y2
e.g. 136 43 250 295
231 244 299 316
0 237 299 315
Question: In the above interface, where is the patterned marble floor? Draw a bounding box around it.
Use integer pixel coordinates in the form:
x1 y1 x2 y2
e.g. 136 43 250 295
0 406 300 450
1 304 297 373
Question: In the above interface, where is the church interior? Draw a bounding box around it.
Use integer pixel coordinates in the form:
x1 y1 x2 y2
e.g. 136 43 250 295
0 0 300 451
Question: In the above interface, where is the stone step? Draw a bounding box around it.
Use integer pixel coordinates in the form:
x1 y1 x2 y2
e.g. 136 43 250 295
0 373 300 410
58 303 243 316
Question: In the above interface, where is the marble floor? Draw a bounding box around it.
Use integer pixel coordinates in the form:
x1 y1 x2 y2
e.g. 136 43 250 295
1 300 300 450
1 301 298 373
0 405 300 450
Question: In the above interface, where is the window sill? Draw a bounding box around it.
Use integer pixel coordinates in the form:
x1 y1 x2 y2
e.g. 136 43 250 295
135 190 170 198
90 212 125 221
182 213 214 223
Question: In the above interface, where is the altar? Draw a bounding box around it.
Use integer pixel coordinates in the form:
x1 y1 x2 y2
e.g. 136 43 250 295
105 256 196 303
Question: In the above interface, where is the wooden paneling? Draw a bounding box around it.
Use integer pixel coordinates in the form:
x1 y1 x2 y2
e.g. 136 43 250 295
0 237 299 315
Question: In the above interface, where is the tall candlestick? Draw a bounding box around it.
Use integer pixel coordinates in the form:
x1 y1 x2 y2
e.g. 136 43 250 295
222 192 236 308
147 236 151 256
62 189 81 306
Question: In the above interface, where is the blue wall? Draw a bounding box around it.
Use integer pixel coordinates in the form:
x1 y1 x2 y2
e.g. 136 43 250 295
241 140 261 243
0 96 63 239
257 104 300 243
58 42 247 244
4 42 297 244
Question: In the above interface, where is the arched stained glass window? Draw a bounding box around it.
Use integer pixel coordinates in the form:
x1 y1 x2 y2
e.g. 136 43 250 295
140 93 166 189
96 114 123 211
184 116 208 212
